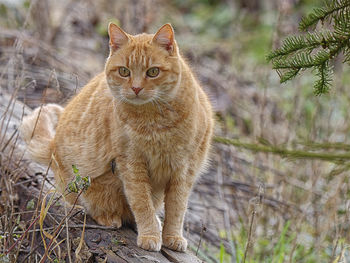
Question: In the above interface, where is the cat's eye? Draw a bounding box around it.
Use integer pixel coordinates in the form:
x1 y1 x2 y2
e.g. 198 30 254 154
119 67 130 77
146 67 159 78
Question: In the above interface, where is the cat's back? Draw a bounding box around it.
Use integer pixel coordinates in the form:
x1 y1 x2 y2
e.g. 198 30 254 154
52 73 117 176
57 73 109 127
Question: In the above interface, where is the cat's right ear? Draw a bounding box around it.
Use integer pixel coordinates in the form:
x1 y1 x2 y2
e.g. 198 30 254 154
108 23 129 51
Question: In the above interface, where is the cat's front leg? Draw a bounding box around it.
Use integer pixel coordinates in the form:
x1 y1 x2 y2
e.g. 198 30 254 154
162 168 194 252
121 158 162 251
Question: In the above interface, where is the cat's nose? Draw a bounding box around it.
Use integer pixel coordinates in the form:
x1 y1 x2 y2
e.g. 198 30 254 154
131 87 143 95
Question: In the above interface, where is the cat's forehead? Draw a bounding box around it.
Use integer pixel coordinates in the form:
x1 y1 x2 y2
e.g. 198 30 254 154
116 34 168 69
130 33 154 42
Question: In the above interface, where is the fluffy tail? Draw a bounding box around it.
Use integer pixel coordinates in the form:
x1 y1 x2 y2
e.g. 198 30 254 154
20 104 64 165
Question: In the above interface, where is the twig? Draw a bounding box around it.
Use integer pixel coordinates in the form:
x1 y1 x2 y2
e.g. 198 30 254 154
195 221 205 256
29 158 53 262
243 185 263 263
5 213 41 255
65 202 72 263
39 190 83 263
75 212 87 262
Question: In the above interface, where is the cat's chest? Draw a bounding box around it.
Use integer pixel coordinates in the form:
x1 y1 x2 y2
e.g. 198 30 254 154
142 131 190 177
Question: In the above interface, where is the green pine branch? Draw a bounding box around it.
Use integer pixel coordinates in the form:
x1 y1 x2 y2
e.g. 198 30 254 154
268 0 350 95
299 0 350 31
214 136 350 163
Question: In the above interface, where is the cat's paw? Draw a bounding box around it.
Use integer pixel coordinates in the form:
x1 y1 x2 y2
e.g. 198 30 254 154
162 235 187 252
137 235 162 251
93 213 122 228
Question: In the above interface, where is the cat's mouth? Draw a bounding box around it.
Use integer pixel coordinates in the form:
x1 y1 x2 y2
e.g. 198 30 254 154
122 95 153 105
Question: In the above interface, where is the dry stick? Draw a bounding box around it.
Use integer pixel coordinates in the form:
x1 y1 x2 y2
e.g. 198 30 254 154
330 220 340 262
242 186 263 263
5 211 42 255
15 104 26 168
25 85 52 262
243 206 256 263
29 67 56 143
0 96 20 257
75 212 87 262
39 190 84 263
0 0 39 256
5 188 73 257
2 167 16 258
7 130 21 174
4 187 66 256
0 88 19 148
28 159 53 262
9 133 29 262
47 223 66 261
1 129 18 153
29 105 43 141
64 202 72 263
0 87 17 137
195 221 205 256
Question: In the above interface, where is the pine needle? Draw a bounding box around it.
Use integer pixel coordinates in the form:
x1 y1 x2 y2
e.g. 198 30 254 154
268 0 350 94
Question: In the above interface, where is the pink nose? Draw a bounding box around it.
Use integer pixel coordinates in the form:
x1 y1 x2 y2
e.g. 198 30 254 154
131 87 143 95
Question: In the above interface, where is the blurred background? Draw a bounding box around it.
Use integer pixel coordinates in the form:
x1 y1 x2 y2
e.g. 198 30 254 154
1 0 350 262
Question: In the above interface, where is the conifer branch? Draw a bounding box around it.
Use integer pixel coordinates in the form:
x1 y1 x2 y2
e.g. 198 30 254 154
299 0 350 31
214 136 350 163
268 0 350 95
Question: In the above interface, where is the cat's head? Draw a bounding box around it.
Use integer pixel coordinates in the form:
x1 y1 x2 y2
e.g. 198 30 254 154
105 23 181 105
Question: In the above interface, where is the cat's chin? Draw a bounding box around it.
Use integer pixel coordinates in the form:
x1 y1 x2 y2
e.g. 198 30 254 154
123 97 152 106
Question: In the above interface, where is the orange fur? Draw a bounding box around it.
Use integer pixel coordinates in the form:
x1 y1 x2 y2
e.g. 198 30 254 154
20 23 214 252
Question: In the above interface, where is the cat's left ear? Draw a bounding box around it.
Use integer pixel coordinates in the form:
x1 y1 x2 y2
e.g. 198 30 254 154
153 23 175 55
108 23 129 51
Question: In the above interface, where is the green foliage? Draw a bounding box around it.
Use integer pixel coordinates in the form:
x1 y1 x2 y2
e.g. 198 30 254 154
268 0 350 95
229 220 326 262
299 0 350 30
271 221 293 263
26 199 35 210
67 165 90 193
217 243 231 263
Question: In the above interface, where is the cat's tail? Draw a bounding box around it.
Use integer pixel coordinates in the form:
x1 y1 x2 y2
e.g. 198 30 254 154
20 104 64 165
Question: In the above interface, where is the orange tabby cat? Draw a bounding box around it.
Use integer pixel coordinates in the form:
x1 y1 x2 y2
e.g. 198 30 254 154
20 23 214 252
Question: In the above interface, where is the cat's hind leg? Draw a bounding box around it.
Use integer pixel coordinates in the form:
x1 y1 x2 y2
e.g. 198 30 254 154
81 171 133 228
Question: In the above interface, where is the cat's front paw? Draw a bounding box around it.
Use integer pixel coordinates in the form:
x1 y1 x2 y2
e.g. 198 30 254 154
162 235 187 252
93 213 122 228
137 235 162 251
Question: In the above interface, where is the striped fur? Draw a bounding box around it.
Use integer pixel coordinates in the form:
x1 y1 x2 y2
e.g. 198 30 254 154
20 23 214 252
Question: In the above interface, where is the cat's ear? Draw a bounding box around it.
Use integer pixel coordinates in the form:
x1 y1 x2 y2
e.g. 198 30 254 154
153 23 175 54
108 23 129 51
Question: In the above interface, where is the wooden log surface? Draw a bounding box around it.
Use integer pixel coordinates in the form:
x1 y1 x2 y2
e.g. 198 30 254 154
0 90 202 263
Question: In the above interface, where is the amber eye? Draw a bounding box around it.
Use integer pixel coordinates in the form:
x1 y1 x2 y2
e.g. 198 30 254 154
119 67 130 77
146 67 159 78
